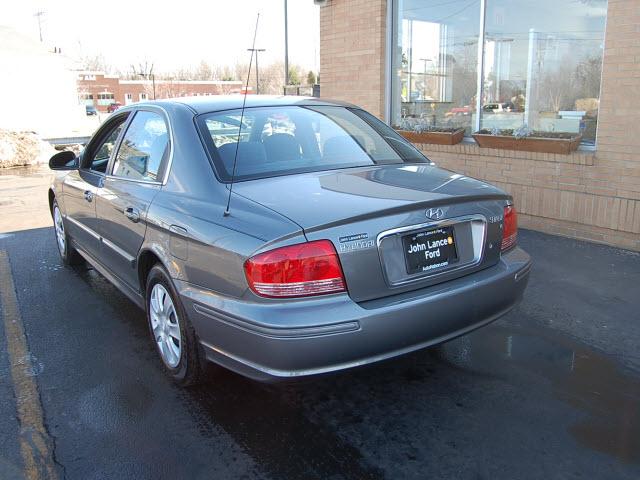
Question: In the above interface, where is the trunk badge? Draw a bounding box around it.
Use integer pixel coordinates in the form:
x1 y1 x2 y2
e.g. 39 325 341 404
426 207 445 220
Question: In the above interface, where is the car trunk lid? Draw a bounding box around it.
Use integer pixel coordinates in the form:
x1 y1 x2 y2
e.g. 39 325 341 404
234 164 511 302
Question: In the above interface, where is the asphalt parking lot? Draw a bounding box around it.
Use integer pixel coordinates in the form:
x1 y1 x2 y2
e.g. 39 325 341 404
1 171 639 479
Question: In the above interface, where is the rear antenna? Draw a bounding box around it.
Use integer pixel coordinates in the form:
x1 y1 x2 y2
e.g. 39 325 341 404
224 13 260 217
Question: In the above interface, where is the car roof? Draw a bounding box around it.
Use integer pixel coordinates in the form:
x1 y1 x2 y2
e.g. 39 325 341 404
148 95 357 114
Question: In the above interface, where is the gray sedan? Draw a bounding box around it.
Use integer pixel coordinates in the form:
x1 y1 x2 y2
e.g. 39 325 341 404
48 96 531 385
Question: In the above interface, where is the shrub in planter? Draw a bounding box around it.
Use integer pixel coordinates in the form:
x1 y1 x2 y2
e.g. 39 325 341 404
394 122 465 146
473 126 582 154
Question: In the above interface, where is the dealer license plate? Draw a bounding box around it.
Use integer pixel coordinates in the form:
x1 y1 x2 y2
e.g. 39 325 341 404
402 226 458 275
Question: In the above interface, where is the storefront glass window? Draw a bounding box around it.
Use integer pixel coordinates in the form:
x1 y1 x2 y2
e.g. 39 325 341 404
481 0 606 144
391 0 607 145
391 0 480 135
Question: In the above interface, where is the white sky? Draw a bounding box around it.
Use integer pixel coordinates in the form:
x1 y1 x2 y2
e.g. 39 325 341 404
0 0 320 73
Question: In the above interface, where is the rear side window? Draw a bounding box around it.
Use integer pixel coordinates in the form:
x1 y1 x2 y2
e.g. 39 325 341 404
197 105 427 182
112 111 169 182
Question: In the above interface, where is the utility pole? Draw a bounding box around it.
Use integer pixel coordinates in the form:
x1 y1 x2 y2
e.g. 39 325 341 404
34 10 45 42
284 0 289 87
247 48 265 94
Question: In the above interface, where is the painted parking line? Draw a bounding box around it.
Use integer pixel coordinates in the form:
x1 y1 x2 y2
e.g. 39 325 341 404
0 250 58 480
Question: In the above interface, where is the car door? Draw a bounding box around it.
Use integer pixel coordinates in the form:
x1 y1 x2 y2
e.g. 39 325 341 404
95 108 170 290
62 113 130 259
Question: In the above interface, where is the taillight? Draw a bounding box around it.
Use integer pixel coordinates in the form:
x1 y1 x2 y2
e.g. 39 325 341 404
502 205 518 251
244 240 346 298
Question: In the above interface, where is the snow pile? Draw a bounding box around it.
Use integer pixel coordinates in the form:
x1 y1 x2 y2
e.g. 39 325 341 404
0 130 57 168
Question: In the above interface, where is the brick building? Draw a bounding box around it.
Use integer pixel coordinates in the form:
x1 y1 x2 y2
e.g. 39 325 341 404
320 0 640 251
76 71 244 112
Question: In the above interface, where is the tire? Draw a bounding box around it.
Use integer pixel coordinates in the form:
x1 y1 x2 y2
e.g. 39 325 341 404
52 199 83 266
145 264 204 387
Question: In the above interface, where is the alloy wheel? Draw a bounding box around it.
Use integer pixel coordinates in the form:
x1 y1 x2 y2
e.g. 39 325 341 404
53 206 66 256
149 283 182 368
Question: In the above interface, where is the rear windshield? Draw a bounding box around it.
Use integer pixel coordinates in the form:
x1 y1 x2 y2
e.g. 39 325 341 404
197 105 428 182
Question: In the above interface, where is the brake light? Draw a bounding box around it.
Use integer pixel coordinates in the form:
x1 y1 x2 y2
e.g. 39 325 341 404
244 240 346 298
502 205 518 251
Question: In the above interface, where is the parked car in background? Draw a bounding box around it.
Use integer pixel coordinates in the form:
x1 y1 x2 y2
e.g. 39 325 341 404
47 96 531 386
85 105 97 116
482 102 517 113
445 106 471 117
107 102 122 113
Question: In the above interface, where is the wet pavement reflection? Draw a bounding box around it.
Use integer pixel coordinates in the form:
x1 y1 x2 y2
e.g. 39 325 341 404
438 325 640 464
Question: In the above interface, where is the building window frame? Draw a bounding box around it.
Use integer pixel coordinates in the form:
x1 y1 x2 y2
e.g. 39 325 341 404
97 92 115 106
387 0 606 148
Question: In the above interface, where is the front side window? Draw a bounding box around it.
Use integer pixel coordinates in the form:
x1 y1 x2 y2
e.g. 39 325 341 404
391 0 607 145
112 111 169 182
84 115 129 173
198 105 427 181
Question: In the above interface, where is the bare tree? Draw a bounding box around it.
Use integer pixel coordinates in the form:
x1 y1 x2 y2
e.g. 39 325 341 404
154 79 182 99
540 61 577 113
194 60 213 81
259 62 286 93
213 65 236 81
79 54 111 73
131 60 154 78
575 54 602 99
234 63 250 85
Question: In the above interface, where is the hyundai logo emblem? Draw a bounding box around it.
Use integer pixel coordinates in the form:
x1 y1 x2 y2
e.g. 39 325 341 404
426 207 445 220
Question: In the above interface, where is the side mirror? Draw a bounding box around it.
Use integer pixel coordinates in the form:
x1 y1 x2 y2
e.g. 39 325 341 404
49 150 78 170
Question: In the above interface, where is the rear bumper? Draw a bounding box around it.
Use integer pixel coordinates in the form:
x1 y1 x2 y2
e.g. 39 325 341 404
177 247 532 381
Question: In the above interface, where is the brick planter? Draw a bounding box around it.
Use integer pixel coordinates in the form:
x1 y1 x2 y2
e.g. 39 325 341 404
472 133 582 154
396 128 465 146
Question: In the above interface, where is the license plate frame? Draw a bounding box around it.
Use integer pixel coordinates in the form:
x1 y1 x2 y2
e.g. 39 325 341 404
402 226 458 275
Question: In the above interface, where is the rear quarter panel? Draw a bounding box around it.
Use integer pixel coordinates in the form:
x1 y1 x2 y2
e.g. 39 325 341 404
144 191 306 298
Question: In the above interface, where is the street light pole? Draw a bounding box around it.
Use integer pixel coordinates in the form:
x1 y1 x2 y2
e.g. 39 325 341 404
284 0 289 87
247 48 266 94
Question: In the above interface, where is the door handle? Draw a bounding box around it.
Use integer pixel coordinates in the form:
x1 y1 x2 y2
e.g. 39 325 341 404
83 190 93 202
124 206 140 223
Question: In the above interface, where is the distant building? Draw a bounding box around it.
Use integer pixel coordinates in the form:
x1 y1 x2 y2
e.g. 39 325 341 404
76 72 245 112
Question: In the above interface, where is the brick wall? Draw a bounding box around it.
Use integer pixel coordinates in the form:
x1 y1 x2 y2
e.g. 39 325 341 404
319 0 386 118
320 0 640 251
